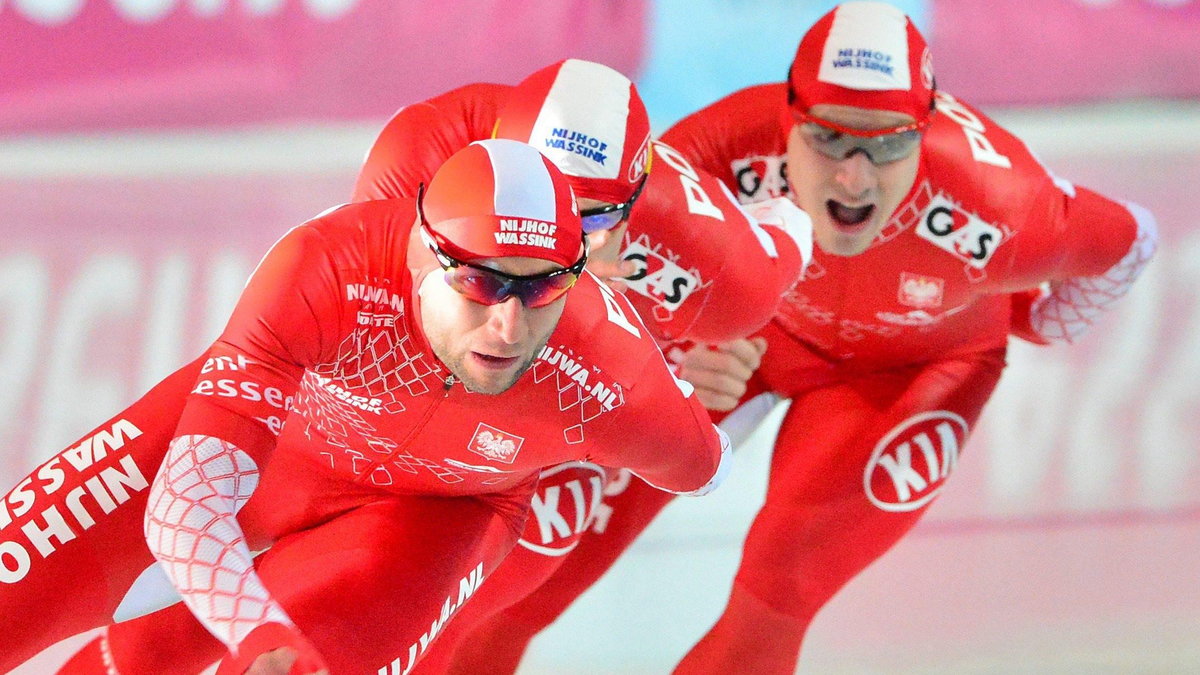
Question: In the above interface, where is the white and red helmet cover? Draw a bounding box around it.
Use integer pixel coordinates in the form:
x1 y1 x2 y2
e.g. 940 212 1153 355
788 1 935 126
422 139 584 269
495 59 652 205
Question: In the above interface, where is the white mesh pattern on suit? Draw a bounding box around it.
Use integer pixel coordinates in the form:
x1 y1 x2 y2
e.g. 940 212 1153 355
877 180 935 245
530 347 626 446
295 322 475 486
144 434 290 651
1031 202 1158 343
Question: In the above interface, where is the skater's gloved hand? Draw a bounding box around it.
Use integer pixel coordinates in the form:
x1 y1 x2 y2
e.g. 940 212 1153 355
674 337 767 412
218 622 329 675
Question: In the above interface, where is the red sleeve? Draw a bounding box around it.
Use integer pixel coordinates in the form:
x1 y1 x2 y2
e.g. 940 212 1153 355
996 182 1140 291
659 83 791 201
143 217 351 655
577 280 731 495
607 343 731 496
922 93 1153 344
622 140 806 344
173 219 347 464
1006 184 1154 343
921 95 1141 292
352 83 508 201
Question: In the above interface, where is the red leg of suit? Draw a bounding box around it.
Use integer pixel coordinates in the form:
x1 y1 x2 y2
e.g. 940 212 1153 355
674 349 1006 674
59 490 526 675
409 462 605 675
60 498 526 675
238 492 523 674
0 360 202 673
425 472 679 675
75 458 672 675
59 611 217 675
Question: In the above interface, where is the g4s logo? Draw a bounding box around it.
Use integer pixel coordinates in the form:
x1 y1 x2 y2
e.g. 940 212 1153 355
622 243 699 311
917 195 1004 268
731 155 789 202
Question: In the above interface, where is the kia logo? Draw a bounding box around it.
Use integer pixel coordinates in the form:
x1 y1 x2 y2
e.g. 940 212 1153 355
864 411 968 512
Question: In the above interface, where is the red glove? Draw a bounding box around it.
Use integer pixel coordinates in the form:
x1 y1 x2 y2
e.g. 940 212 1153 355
217 622 329 675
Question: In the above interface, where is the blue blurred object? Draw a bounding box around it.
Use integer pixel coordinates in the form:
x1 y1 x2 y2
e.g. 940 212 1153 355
636 0 929 131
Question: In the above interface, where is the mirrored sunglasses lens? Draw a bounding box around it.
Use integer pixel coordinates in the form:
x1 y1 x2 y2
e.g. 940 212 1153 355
446 266 578 308
444 268 508 305
581 211 624 233
516 274 578 308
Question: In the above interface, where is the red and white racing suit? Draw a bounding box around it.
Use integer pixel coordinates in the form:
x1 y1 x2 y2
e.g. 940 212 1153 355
61 80 809 675
419 84 1159 675
1 198 729 675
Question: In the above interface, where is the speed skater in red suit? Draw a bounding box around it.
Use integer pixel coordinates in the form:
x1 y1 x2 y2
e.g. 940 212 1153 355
3 140 732 675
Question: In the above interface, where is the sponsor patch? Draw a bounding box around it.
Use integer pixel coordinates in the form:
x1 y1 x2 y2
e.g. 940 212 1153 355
916 194 1004 268
356 311 395 327
528 60 630 180
543 127 609 166
535 345 623 412
621 241 700 312
375 562 484 675
312 375 381 414
864 411 968 512
468 423 524 464
495 218 558 250
519 462 608 556
818 2 913 91
346 283 404 313
0 419 148 584
730 154 788 202
897 271 944 309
